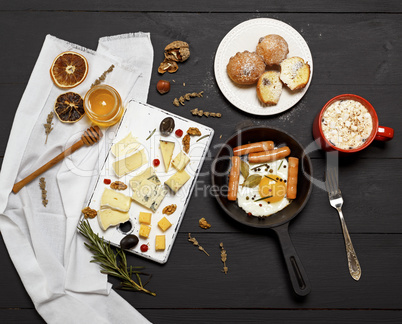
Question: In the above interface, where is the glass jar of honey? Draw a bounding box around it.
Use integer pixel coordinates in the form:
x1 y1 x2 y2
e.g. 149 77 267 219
84 84 124 127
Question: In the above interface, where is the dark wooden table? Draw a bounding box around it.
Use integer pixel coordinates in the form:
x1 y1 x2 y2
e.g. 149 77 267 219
1 2 402 323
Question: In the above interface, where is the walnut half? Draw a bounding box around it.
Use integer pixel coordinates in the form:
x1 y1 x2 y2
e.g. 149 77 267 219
158 59 179 74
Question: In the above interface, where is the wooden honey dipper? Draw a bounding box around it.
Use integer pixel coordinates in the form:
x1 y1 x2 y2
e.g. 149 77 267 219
12 126 103 194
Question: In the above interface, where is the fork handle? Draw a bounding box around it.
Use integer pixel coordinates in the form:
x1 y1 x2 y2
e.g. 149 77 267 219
337 209 361 281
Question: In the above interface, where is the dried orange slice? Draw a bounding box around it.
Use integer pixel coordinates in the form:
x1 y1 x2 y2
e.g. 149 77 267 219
50 51 88 88
54 92 85 123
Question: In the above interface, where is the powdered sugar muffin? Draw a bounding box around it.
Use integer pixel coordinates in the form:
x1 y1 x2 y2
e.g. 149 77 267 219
256 71 282 105
226 51 266 85
256 35 289 66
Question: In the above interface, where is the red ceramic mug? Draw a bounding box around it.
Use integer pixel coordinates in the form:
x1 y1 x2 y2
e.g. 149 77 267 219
313 94 394 153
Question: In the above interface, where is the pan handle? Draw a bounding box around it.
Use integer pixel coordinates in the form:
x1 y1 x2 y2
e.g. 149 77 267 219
272 222 311 296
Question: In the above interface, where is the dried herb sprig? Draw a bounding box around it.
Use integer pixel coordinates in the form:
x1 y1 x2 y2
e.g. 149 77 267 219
254 195 273 202
39 177 48 207
78 220 156 296
188 233 209 256
91 65 115 88
219 242 228 274
44 112 54 144
146 128 156 140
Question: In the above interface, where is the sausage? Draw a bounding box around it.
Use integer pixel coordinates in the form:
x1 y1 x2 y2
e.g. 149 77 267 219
227 156 240 201
248 146 291 163
287 157 299 199
233 141 274 156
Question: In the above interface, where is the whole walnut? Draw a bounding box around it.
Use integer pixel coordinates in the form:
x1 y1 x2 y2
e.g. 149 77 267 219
164 41 190 62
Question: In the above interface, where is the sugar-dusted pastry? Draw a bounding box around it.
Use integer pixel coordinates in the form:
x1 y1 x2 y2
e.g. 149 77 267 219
226 51 266 85
256 71 283 105
280 57 311 90
256 34 289 66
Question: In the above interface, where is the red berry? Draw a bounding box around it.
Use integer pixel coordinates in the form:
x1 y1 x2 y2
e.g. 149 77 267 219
153 159 160 167
175 129 183 137
140 244 148 252
104 179 111 185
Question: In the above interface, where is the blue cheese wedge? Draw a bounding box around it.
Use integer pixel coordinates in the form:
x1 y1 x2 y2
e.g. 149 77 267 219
112 149 147 177
100 188 131 212
111 132 140 158
132 179 168 212
172 151 190 171
165 170 191 193
98 209 130 231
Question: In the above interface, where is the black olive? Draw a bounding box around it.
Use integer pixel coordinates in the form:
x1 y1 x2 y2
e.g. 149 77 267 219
120 234 139 250
159 117 175 136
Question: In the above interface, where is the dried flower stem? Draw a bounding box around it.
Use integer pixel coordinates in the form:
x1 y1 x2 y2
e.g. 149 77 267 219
44 112 54 144
188 233 209 256
220 242 228 274
91 65 115 88
39 177 48 207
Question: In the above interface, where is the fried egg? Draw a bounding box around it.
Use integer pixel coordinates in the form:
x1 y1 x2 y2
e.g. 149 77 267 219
237 158 291 217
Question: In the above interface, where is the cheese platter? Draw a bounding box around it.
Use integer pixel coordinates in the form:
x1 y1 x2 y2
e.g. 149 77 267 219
84 100 214 263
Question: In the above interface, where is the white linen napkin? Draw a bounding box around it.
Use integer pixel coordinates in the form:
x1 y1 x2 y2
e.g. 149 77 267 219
0 33 153 323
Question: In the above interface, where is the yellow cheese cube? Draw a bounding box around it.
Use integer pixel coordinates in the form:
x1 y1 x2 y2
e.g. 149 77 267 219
139 212 152 225
158 217 172 232
155 235 165 251
139 224 151 238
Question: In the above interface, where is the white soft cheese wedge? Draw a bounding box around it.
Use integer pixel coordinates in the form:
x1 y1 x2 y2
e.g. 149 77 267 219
111 132 140 158
165 170 191 193
100 188 131 212
98 208 130 231
112 149 147 177
160 140 175 172
172 151 190 171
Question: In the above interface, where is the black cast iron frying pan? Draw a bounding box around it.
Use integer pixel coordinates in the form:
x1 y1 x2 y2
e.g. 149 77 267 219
211 126 313 296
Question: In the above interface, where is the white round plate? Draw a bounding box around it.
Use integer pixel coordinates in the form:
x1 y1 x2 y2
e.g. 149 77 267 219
214 18 313 116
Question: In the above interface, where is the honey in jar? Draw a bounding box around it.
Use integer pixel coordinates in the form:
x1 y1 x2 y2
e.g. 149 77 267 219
84 84 123 127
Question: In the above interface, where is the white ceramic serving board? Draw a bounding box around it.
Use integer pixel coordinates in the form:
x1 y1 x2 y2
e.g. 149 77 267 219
85 100 214 263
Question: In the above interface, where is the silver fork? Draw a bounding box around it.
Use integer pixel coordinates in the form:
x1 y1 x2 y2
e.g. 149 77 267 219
326 168 361 281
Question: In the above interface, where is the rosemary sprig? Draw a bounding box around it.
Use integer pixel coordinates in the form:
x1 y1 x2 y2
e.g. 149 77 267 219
196 134 210 142
146 128 156 140
254 195 273 202
264 176 277 182
78 220 156 296
251 163 268 171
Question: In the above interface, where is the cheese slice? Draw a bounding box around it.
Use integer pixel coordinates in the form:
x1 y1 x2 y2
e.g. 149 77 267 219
112 149 147 177
111 132 140 158
172 151 190 171
132 179 168 212
165 170 191 193
97 209 130 231
100 188 131 212
129 166 159 190
160 140 175 172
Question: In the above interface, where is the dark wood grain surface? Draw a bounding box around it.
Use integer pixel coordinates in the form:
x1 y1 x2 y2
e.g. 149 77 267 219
1 2 402 323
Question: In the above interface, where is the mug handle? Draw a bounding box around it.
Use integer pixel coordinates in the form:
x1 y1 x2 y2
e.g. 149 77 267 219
375 126 394 142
